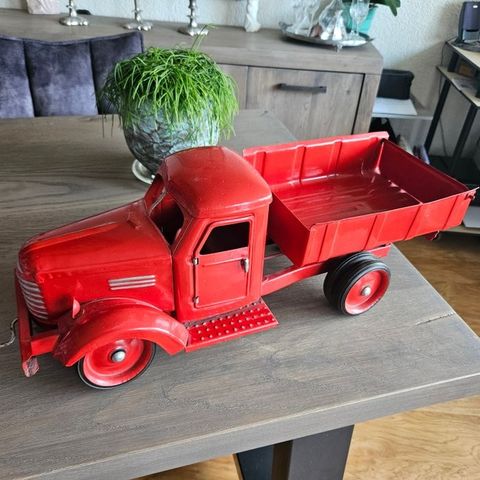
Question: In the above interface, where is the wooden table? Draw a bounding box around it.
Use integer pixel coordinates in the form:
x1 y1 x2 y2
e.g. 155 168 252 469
0 111 479 480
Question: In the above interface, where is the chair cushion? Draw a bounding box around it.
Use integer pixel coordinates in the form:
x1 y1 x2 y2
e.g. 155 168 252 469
90 32 144 114
0 36 34 118
24 39 98 116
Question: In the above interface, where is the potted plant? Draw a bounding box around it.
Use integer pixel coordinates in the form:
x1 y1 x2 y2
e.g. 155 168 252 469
100 46 238 182
343 0 401 34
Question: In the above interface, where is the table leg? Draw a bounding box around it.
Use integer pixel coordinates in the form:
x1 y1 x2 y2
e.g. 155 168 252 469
235 425 354 480
235 446 273 480
451 104 477 176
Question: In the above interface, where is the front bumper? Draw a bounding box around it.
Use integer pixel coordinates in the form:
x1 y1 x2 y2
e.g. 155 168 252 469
15 278 59 377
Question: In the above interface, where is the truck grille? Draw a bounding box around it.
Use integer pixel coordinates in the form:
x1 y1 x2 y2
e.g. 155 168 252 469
17 276 48 320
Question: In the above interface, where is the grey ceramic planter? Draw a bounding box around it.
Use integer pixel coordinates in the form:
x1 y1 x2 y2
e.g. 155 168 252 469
123 109 219 176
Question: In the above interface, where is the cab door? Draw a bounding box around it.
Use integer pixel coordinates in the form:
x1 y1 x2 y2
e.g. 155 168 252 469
193 218 252 309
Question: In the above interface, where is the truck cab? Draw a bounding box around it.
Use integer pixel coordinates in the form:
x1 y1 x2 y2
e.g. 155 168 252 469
17 146 272 328
150 146 272 322
15 146 273 387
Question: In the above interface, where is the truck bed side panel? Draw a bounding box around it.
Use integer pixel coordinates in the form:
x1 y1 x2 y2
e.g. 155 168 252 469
246 133 475 267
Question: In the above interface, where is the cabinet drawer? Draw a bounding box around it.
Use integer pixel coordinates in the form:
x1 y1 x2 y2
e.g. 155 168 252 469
218 64 248 109
246 67 363 139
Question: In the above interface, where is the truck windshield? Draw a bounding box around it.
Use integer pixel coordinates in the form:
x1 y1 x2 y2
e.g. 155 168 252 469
149 190 184 245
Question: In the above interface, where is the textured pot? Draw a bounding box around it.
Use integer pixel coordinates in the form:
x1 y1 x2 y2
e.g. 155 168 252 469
123 109 219 176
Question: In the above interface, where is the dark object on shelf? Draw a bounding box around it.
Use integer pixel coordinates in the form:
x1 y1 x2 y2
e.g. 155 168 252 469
369 117 397 141
453 2 480 51
377 69 414 100
459 1 480 43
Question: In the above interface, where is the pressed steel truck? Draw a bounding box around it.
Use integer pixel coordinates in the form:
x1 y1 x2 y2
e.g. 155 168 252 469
15 132 475 388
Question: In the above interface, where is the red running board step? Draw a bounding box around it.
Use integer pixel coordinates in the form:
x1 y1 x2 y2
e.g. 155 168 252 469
185 299 278 352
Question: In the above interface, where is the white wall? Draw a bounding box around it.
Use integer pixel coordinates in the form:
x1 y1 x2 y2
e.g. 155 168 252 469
0 0 473 153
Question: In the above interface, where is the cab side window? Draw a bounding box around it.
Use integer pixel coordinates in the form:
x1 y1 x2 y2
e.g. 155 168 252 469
200 222 250 255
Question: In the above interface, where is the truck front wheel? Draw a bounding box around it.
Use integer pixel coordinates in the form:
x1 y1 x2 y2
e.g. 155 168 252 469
77 339 156 389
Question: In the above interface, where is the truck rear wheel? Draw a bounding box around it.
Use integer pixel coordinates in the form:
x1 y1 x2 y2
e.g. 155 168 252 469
77 339 156 389
324 256 390 315
323 252 375 301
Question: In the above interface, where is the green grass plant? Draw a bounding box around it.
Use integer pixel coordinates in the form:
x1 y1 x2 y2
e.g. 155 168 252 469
100 46 238 138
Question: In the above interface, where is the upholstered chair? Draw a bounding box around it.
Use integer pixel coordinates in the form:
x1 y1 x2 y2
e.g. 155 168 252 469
0 31 143 118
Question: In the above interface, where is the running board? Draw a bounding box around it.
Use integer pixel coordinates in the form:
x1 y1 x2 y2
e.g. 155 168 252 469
185 299 278 352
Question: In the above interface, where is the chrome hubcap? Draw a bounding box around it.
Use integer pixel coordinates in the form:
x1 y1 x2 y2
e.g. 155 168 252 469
111 349 126 363
361 286 372 297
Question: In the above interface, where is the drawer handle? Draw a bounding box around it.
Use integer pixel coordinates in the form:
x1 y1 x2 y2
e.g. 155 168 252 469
277 83 327 94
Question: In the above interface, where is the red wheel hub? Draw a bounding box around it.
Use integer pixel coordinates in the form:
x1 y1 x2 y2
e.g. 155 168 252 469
344 269 389 315
81 339 154 388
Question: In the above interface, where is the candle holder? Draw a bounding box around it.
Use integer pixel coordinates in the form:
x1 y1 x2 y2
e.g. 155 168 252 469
178 0 208 36
124 0 153 31
59 0 88 26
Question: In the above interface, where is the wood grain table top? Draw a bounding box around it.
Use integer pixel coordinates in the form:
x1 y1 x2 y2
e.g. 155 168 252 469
0 111 479 480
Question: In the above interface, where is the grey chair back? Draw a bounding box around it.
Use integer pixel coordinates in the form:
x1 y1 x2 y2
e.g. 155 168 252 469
0 31 143 118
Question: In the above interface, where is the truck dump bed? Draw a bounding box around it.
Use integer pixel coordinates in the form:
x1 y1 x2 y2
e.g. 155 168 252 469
244 133 476 266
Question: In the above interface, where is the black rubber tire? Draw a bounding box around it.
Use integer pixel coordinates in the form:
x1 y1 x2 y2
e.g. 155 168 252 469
76 342 156 390
327 258 390 315
323 252 375 303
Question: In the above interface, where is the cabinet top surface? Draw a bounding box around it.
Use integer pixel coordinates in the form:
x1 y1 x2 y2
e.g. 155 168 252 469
0 8 383 74
0 111 479 480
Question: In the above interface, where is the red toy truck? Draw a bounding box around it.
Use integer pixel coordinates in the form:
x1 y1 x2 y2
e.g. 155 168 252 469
15 133 475 388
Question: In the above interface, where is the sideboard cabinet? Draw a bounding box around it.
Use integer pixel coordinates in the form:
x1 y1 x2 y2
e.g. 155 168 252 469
0 9 383 140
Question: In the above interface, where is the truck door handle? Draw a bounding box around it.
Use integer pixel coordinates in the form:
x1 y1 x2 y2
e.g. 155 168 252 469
277 83 327 94
241 258 250 273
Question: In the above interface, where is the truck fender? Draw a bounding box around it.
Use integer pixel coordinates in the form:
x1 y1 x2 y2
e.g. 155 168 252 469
53 298 189 367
